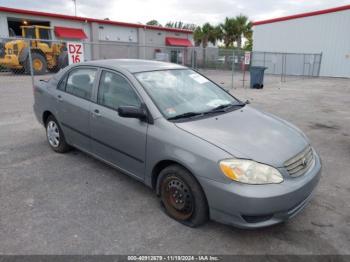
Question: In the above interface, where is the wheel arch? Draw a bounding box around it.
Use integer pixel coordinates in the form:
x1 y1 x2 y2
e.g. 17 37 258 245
30 48 46 59
152 159 202 196
42 110 54 125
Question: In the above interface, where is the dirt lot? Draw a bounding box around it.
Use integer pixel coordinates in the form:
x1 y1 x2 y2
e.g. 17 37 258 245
0 72 350 255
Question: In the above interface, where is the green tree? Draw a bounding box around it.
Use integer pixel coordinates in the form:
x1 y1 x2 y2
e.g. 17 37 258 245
243 29 253 50
220 17 238 48
146 20 162 26
193 23 217 48
193 23 219 66
235 14 252 49
193 26 203 46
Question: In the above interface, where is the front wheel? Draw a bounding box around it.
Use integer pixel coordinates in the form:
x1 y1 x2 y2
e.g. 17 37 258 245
45 115 71 153
25 52 47 75
158 165 209 227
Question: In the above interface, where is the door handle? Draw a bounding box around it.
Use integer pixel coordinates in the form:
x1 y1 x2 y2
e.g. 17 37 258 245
92 109 101 117
57 95 63 102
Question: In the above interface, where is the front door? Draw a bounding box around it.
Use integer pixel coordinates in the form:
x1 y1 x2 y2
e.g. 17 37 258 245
90 70 147 180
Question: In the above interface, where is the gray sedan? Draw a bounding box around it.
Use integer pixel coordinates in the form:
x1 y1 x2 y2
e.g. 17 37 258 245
33 59 321 229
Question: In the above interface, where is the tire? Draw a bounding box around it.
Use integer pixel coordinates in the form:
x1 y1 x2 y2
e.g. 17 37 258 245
45 115 71 153
158 165 209 227
25 52 47 75
57 51 68 70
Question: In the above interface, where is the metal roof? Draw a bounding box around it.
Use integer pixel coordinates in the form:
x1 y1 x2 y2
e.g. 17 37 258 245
253 4 350 26
0 6 193 34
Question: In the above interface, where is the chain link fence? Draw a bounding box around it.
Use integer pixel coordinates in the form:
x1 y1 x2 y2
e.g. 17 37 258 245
0 36 322 89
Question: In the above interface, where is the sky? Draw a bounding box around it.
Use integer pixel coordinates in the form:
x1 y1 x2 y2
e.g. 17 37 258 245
0 0 349 25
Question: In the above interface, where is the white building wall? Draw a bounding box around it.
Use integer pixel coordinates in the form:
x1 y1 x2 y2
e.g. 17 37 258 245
0 13 8 36
253 9 350 77
98 24 137 43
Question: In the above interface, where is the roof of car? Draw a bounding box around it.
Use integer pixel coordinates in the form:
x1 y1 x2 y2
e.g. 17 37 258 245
78 59 187 73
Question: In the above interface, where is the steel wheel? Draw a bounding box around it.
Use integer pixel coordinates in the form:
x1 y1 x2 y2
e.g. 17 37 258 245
26 53 47 75
47 120 60 148
161 176 194 221
33 58 43 71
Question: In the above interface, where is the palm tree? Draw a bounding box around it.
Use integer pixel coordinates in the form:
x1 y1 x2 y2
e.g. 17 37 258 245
243 29 253 50
193 26 203 46
235 14 252 49
220 17 238 48
193 23 216 47
193 23 218 67
213 25 223 43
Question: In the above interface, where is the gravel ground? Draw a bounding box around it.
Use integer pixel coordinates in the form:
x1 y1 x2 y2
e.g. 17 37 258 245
0 72 349 255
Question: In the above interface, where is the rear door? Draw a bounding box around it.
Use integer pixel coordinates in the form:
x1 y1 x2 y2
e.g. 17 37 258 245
55 67 98 152
90 69 148 180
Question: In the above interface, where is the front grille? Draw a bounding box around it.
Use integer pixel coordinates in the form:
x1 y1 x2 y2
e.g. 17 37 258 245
284 145 314 177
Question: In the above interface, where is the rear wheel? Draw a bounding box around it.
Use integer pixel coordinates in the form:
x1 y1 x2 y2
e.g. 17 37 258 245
45 115 71 153
158 165 209 227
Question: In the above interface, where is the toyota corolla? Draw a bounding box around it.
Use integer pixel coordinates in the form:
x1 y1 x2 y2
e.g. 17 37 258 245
33 59 321 228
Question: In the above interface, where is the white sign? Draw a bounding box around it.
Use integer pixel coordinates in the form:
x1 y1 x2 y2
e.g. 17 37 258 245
155 52 169 62
189 73 209 84
244 51 251 65
67 42 84 64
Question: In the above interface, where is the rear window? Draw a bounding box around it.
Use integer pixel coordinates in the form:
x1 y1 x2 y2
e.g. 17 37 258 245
65 68 97 100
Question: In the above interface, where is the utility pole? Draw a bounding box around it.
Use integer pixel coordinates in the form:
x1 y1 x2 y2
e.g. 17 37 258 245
72 0 77 16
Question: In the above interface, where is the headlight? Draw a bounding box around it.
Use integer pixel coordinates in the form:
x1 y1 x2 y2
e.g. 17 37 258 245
219 159 283 184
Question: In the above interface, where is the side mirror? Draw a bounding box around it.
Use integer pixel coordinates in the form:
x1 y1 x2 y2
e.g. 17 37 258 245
118 106 147 120
245 99 251 104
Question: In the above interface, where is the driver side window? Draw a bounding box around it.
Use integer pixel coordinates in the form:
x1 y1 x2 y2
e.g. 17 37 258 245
98 71 141 110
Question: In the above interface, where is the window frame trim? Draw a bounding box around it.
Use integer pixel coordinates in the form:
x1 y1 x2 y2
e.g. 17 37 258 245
95 68 144 112
56 65 99 102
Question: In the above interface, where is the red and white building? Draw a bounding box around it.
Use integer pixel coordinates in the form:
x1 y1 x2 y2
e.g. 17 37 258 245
0 6 193 63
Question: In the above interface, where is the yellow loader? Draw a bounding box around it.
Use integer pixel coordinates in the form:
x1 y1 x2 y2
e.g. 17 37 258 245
0 25 68 75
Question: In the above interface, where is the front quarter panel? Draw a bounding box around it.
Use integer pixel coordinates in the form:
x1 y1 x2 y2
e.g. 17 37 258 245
144 118 233 187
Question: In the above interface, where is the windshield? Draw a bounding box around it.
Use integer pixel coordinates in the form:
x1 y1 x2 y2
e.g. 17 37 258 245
135 69 241 119
23 28 35 39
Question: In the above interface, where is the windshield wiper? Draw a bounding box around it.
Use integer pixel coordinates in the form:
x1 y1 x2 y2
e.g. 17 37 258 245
204 102 245 114
167 102 246 120
167 112 203 120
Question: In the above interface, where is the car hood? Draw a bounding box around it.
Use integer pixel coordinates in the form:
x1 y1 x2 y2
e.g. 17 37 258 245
175 106 308 167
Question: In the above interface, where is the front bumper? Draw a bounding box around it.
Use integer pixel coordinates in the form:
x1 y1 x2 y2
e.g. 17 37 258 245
198 151 322 229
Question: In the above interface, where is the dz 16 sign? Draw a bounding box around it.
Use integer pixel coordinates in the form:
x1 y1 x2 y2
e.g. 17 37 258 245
67 42 84 64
